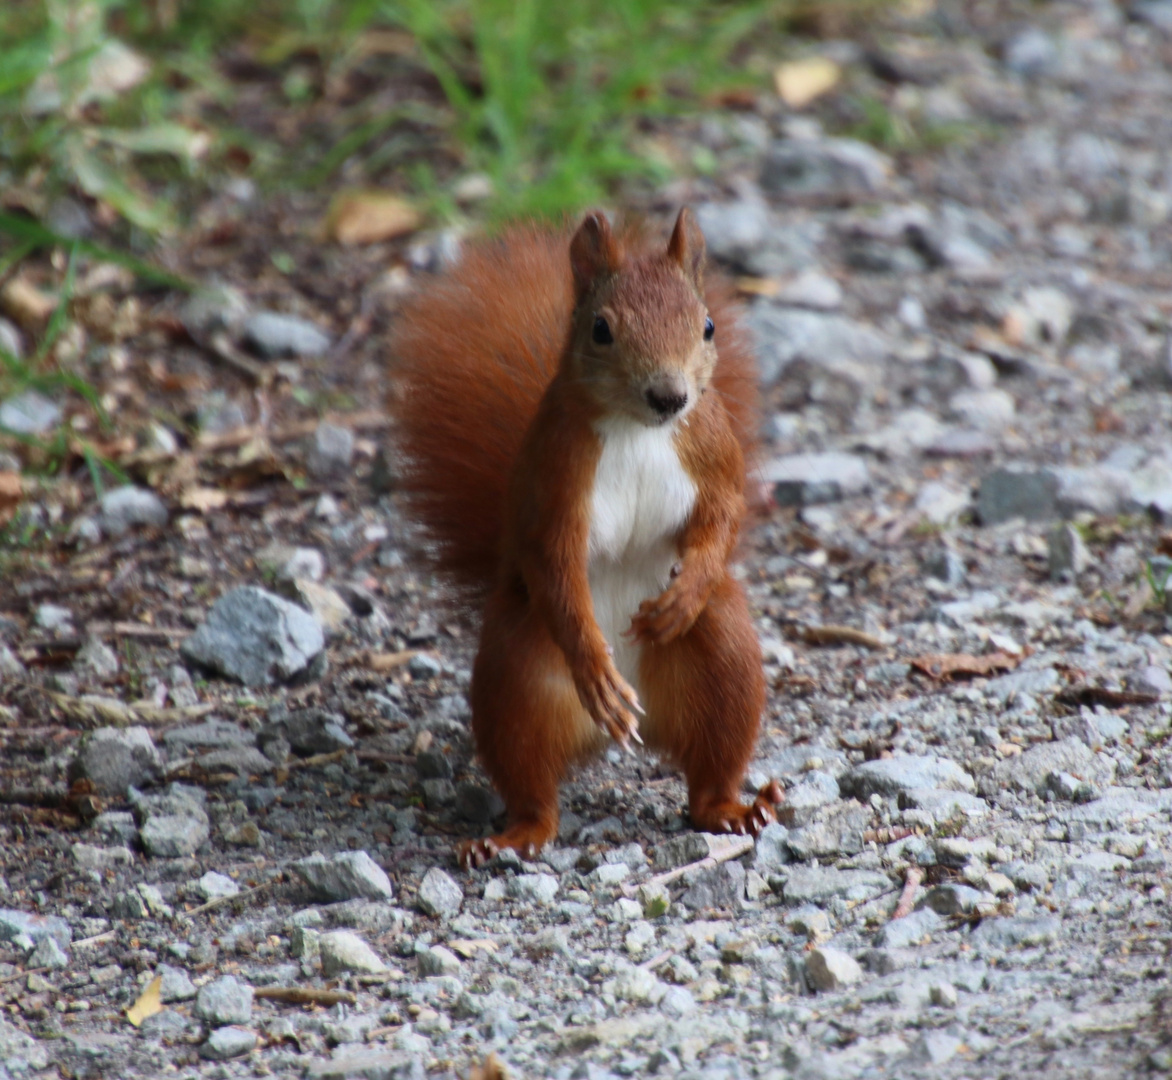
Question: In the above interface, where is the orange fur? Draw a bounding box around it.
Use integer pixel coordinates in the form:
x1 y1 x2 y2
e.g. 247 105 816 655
389 210 777 865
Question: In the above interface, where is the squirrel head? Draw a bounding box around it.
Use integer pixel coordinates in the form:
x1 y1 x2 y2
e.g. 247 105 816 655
568 208 717 427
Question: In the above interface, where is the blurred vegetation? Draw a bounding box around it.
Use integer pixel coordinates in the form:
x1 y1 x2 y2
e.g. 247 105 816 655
0 0 891 234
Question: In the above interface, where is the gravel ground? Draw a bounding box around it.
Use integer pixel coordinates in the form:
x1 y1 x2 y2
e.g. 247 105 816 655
4 2 1172 1078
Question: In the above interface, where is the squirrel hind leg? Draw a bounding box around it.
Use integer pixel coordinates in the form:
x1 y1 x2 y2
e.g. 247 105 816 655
460 587 596 871
637 574 776 836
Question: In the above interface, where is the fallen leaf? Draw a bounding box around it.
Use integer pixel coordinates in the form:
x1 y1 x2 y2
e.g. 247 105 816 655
126 975 163 1027
0 472 21 526
180 486 229 512
0 277 56 328
735 276 781 298
466 1054 508 1080
449 939 499 960
803 625 885 650
774 57 841 109
1056 685 1160 708
325 190 421 246
910 651 1020 679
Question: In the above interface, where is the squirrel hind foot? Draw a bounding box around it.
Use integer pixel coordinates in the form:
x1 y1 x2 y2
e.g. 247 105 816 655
691 779 784 838
457 822 556 870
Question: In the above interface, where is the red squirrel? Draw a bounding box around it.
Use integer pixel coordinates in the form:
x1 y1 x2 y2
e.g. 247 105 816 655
391 208 782 867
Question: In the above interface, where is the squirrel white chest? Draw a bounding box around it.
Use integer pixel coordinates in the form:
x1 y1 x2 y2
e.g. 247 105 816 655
586 419 697 684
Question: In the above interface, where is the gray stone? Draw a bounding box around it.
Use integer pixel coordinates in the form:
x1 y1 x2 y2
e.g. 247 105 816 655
764 452 870 506
131 784 211 858
779 771 840 826
415 749 451 781
27 935 69 969
840 756 975 798
1000 860 1050 892
1125 665 1172 696
158 964 197 1002
785 804 869 860
750 305 889 386
0 1016 50 1071
655 833 723 868
1133 1 1172 32
1004 27 1060 77
179 283 250 339
320 930 387 975
983 667 1061 704
98 486 168 535
181 586 325 687
982 736 1115 796
949 388 1016 431
0 909 71 950
416 867 463 918
761 137 891 198
72 636 120 679
294 851 393 902
0 641 25 678
416 944 461 976
196 871 240 901
898 789 990 821
163 719 254 751
263 707 353 756
916 484 971 527
805 947 864 991
305 1048 424 1080
507 874 559 905
1048 523 1091 579
923 884 988 916
71 842 133 870
752 822 791 872
776 866 892 906
0 389 61 435
34 603 72 632
256 542 325 583
455 781 504 824
694 198 772 268
1046 770 1098 802
970 915 1060 949
977 467 1060 524
775 270 843 310
873 907 944 947
68 726 162 796
0 318 23 359
194 975 253 1026
679 862 746 910
244 311 331 358
200 1026 256 1060
307 422 354 480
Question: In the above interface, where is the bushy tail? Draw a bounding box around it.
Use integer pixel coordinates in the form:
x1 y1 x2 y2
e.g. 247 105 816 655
388 219 761 602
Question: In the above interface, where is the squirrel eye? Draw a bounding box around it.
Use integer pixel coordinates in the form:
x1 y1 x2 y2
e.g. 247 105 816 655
592 315 613 345
703 316 715 342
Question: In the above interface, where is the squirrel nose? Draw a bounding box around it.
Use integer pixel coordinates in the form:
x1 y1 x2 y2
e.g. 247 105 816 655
644 376 688 418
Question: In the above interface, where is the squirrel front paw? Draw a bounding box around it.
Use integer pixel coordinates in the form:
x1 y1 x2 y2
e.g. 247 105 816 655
573 655 643 749
626 572 705 645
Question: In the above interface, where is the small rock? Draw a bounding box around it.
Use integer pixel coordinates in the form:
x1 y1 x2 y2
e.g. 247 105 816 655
194 975 253 1026
840 756 975 798
196 871 240 901
924 547 967 587
200 1026 257 1060
243 311 331 358
0 389 61 435
874 908 944 948
776 270 843 310
416 867 463 919
805 947 864 991
72 636 120 680
0 910 71 950
307 422 354 480
977 467 1060 524
916 483 970 527
99 486 168 535
761 137 892 198
256 542 325 583
1004 27 1060 77
949 388 1015 432
158 964 197 1002
695 198 772 267
179 284 250 339
779 771 840 826
0 318 23 359
131 784 211 859
507 874 559 905
930 981 959 1008
679 862 746 910
1046 770 1098 803
417 945 461 976
777 866 892 906
1048 523 1091 579
34 603 72 632
971 915 1060 949
983 736 1115 796
1125 665 1172 696
320 930 387 976
181 586 325 687
294 851 393 902
27 935 69 969
764 452 870 506
68 726 163 796
455 781 504 823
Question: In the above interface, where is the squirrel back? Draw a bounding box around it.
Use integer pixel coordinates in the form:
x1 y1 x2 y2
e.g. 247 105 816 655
389 216 760 600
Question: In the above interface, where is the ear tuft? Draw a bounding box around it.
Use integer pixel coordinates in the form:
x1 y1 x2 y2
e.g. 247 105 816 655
667 207 705 290
570 211 621 301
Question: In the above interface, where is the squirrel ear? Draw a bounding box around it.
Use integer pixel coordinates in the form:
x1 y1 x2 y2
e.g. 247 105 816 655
667 207 705 290
570 211 621 301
